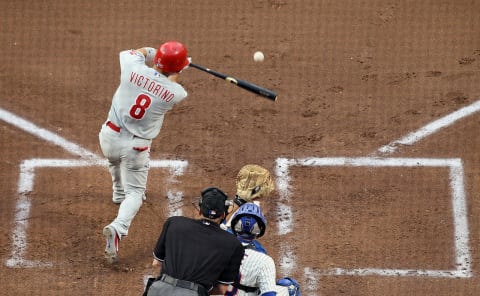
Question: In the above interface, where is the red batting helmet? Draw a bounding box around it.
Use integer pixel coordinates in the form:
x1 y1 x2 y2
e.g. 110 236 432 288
154 41 189 73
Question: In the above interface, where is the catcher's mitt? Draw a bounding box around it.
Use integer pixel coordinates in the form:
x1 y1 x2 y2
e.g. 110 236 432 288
236 164 275 202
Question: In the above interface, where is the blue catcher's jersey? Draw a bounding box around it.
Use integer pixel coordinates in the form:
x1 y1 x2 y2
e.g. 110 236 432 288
224 226 267 254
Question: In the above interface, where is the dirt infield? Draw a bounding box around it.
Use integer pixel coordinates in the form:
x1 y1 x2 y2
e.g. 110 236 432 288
1 0 480 295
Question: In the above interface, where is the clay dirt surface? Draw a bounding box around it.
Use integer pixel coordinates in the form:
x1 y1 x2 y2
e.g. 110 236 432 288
1 0 480 295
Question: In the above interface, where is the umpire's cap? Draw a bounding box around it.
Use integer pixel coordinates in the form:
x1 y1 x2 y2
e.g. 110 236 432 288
199 187 229 219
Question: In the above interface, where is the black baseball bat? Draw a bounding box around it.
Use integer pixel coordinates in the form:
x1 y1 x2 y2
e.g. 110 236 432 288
189 63 277 101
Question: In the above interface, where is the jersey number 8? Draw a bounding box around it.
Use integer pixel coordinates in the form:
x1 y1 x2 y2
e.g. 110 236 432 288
130 94 151 120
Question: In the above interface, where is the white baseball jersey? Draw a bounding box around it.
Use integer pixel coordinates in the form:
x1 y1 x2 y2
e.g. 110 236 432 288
226 247 287 296
107 49 187 139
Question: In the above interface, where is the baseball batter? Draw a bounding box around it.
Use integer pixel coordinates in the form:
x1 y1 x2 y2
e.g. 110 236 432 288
99 41 190 263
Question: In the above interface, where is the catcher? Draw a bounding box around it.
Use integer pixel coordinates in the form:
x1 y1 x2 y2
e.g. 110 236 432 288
226 203 301 296
224 166 301 296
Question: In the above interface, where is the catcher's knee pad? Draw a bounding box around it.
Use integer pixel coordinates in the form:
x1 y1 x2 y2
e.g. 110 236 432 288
276 277 301 296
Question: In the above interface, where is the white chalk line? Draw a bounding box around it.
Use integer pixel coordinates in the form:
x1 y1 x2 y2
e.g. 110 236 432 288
303 268 319 296
277 157 472 290
3 98 479 287
7 159 94 268
6 158 188 268
305 267 470 278
376 99 480 155
1 107 188 268
276 99 480 287
0 108 101 161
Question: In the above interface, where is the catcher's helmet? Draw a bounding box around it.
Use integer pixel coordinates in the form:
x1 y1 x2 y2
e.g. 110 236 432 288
231 203 266 239
154 41 189 73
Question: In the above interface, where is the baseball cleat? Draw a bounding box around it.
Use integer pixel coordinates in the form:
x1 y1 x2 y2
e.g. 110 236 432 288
103 225 119 263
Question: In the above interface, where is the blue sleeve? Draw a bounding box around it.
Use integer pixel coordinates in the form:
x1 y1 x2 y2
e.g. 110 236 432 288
252 240 267 254
226 227 234 235
225 225 267 254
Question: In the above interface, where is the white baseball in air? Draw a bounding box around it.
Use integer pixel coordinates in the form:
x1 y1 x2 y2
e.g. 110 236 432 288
253 51 264 62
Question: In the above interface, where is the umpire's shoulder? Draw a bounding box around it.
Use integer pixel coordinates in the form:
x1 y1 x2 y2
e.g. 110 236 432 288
166 215 194 224
222 230 243 248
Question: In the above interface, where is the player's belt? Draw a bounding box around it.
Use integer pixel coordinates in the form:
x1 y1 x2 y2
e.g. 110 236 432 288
106 121 120 133
233 282 259 293
159 274 208 295
105 121 151 141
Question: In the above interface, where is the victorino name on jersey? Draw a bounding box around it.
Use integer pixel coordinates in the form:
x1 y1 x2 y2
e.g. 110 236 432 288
129 71 175 102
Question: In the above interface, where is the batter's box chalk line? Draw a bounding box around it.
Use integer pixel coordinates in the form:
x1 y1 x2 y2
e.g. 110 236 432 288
3 99 479 281
375 99 480 156
7 158 189 268
275 157 472 280
0 107 189 268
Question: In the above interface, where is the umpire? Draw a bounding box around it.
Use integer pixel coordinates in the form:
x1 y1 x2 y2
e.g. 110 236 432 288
145 187 245 296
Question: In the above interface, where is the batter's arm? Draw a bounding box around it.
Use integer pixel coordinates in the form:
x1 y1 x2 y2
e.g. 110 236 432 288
136 47 157 67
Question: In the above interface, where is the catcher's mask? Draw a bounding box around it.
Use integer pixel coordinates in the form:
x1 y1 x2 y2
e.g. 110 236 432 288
198 187 231 219
231 203 266 239
154 41 190 73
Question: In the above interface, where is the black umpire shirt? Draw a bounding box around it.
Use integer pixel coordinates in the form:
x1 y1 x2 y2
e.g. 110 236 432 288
153 216 245 290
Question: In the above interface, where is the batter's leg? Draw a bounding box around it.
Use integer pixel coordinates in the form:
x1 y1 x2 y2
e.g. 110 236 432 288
109 140 150 237
108 160 126 204
99 126 126 204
